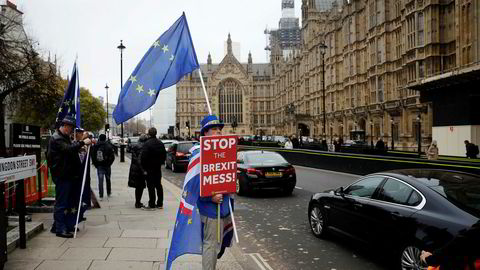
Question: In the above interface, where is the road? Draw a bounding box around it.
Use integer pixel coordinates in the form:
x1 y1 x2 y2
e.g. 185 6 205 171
161 163 390 270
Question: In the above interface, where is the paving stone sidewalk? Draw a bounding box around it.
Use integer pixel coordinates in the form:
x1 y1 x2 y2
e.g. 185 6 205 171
4 156 254 270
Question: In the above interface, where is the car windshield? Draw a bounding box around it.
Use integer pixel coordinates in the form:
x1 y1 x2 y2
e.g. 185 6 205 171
245 152 286 164
177 143 195 153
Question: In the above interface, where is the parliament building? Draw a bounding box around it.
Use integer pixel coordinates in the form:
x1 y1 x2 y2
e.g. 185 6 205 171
176 0 480 155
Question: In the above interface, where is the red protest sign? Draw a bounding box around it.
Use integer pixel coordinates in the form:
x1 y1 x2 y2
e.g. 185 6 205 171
200 135 237 197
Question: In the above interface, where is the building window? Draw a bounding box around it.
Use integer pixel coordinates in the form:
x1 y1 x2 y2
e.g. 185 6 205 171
219 79 243 124
377 76 384 103
417 12 424 46
418 60 425 78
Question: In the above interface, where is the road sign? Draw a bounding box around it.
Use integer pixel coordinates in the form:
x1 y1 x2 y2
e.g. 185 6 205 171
0 155 36 184
200 135 237 197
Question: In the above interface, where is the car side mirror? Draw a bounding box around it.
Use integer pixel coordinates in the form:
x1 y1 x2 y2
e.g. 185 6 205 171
335 186 345 197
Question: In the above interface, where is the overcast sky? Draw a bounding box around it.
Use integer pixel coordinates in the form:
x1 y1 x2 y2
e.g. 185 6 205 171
13 0 301 112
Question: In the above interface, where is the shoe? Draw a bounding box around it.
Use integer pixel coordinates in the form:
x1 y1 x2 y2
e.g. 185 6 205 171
156 205 163 209
50 226 55 234
56 231 74 238
135 203 144 209
107 194 111 197
80 217 87 222
67 228 80 233
142 206 156 211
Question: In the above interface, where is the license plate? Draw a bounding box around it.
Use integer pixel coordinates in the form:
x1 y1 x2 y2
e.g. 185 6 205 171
265 172 282 177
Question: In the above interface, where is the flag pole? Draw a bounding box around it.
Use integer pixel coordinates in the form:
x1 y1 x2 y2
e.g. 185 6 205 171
198 69 212 115
74 145 90 239
217 203 221 244
228 198 239 243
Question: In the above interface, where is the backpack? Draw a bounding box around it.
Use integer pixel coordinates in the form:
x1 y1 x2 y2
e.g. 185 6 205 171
474 144 480 155
96 147 105 162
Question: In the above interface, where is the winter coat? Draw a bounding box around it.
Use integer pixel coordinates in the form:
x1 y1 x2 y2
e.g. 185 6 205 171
140 137 166 178
128 142 146 189
427 145 439 160
47 129 85 180
91 141 115 168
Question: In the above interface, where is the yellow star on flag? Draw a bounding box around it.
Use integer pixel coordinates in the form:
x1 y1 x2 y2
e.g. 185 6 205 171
188 218 192 224
169 54 175 61
162 45 169 53
129 75 137 83
182 191 188 198
153 40 160 48
58 107 63 113
148 89 156 97
136 84 144 93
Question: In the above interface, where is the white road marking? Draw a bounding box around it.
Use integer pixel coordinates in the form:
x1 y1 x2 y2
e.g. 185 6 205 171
247 253 274 270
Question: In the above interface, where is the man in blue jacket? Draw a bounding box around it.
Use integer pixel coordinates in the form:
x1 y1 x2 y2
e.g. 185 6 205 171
197 115 233 269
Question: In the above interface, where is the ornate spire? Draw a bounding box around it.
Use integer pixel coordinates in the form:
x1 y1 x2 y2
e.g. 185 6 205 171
207 52 212 65
248 51 252 64
227 33 232 55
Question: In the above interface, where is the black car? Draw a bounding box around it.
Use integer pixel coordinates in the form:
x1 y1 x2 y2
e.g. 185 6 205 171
236 151 296 196
308 169 480 269
165 141 197 172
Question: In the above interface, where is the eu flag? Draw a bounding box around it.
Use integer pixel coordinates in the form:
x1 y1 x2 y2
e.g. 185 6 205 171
113 13 199 124
55 62 80 127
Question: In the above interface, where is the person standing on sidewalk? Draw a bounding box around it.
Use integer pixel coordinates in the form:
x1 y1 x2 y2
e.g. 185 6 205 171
197 115 234 270
128 134 148 208
91 134 115 200
47 115 92 238
140 127 166 209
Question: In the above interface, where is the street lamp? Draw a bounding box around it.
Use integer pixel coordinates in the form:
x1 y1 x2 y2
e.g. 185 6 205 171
390 117 395 151
330 123 333 144
416 114 422 156
117 40 126 162
370 120 374 148
105 83 109 139
319 43 328 140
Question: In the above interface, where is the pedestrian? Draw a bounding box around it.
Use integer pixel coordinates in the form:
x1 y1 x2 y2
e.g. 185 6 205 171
427 140 439 160
46 115 92 238
420 220 480 270
128 134 148 208
284 137 293 149
291 135 300 148
375 138 386 152
465 140 479 159
140 127 166 209
197 114 234 269
91 134 115 200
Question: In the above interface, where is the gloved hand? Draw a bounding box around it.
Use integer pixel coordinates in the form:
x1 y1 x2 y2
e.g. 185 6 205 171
83 138 92 145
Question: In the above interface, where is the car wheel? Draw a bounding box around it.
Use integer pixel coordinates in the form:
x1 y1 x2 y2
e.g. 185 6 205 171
399 245 427 270
309 203 327 238
283 186 294 196
236 178 248 196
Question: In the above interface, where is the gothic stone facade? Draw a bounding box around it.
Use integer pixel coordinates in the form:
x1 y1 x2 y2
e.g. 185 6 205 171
177 0 479 150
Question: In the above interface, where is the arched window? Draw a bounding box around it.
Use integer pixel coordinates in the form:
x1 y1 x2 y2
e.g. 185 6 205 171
219 79 243 124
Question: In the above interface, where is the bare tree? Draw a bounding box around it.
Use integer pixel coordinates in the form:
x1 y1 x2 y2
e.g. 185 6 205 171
0 10 60 155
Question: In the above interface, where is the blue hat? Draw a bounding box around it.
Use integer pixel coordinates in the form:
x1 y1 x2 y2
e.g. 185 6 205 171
61 115 76 126
200 115 224 136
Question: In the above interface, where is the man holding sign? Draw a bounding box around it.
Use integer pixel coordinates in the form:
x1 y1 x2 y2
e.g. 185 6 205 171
198 115 236 269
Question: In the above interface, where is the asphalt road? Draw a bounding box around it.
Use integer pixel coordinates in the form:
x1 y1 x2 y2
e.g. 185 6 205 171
161 163 391 270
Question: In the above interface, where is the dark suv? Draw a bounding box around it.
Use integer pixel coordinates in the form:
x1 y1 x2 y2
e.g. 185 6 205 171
165 141 197 172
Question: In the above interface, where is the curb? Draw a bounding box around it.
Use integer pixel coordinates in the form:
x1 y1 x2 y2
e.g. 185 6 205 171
6 221 44 253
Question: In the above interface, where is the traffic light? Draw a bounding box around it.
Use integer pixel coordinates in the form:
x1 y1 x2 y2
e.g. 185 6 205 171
186 121 190 128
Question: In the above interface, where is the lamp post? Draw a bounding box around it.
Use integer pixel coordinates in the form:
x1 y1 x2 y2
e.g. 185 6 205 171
416 114 422 157
390 117 395 151
105 83 109 139
117 40 126 162
370 120 374 148
330 123 333 144
319 43 328 140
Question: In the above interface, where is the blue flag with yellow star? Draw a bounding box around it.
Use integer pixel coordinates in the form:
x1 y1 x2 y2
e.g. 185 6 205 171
113 13 199 124
55 62 80 128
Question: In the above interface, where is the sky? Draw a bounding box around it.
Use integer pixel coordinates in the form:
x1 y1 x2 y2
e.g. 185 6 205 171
12 0 302 120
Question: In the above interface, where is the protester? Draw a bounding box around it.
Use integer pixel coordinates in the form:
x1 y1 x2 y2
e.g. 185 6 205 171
128 134 148 208
291 135 300 148
284 137 293 149
197 114 234 269
427 140 439 160
91 134 115 200
465 140 479 159
421 220 480 269
375 138 386 152
140 127 166 209
47 115 91 238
